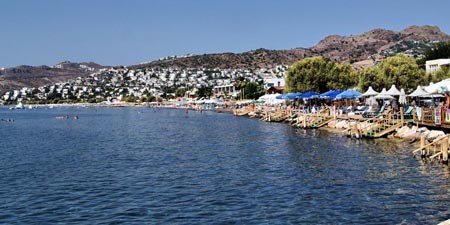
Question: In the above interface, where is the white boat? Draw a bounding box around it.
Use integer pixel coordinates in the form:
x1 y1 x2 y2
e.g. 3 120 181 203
15 102 25 109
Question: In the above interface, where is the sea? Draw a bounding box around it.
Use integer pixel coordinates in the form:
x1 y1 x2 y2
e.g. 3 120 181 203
0 106 449 224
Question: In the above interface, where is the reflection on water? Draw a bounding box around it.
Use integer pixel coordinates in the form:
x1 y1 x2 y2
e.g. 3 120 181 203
0 106 449 224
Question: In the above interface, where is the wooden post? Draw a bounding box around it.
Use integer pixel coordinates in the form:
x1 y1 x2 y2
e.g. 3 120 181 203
433 143 437 155
400 107 404 125
303 115 306 128
333 105 336 128
443 138 449 164
420 135 426 158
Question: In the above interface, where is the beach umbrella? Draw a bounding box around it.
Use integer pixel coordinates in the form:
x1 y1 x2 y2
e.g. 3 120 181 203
362 86 379 96
275 94 288 99
286 92 303 99
408 86 428 97
375 88 394 99
335 89 362 99
424 78 450 94
386 84 401 96
399 88 407 105
300 91 320 99
320 90 342 99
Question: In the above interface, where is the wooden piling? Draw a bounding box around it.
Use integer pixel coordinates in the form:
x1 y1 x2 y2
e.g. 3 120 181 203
400 107 404 124
443 138 449 164
420 135 426 158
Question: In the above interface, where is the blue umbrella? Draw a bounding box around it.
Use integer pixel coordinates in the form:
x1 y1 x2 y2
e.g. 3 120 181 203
300 91 320 99
335 89 362 99
276 93 303 99
285 92 303 99
320 90 342 99
275 94 288 99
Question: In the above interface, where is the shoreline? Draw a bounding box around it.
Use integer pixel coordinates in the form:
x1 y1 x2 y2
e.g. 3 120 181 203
2 102 446 162
232 105 449 163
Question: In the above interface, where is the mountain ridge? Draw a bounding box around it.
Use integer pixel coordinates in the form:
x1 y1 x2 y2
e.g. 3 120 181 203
1 25 450 95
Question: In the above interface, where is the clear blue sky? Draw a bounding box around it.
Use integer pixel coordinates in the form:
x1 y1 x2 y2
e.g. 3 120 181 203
1 0 449 68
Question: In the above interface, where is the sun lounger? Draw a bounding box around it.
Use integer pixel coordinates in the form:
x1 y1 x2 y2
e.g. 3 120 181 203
354 106 368 115
403 106 413 119
363 105 386 118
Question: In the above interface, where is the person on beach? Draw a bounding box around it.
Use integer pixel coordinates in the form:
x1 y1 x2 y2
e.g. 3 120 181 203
445 93 450 109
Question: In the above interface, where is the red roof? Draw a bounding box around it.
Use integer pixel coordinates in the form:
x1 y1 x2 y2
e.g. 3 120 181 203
274 86 284 91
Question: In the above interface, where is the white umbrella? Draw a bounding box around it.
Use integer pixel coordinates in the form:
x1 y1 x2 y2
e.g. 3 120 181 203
424 78 450 94
421 93 444 98
362 86 379 96
399 88 407 105
408 86 428 97
386 84 401 96
375 88 394 99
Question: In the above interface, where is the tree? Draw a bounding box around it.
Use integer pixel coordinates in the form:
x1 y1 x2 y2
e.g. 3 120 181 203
175 87 187 97
355 54 426 92
356 66 382 92
285 56 357 93
431 66 450 83
234 76 248 91
417 42 450 67
326 62 357 91
196 86 213 98
375 53 425 91
243 82 264 99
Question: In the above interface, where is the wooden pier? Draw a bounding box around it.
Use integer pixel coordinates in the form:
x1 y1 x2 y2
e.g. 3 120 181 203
412 134 449 164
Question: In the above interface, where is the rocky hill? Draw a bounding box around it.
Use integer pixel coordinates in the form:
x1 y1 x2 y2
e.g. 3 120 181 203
0 61 106 95
1 25 449 95
134 25 450 70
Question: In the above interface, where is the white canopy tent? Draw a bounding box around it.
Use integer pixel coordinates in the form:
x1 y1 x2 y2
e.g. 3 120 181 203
386 84 401 96
258 94 284 105
424 78 450 94
362 86 379 97
375 88 394 99
408 86 428 97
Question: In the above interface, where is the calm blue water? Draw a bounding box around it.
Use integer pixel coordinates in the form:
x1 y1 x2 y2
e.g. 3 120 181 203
0 106 450 224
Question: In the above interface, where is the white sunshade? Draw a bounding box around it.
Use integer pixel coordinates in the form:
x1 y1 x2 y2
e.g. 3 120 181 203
362 86 379 96
375 88 394 99
408 86 428 97
424 78 450 94
385 84 401 96
258 94 284 104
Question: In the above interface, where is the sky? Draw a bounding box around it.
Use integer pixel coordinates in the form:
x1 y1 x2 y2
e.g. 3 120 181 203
1 0 449 68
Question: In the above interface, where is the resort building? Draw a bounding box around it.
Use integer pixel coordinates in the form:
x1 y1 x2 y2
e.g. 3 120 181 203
264 77 285 89
425 59 450 74
213 84 236 98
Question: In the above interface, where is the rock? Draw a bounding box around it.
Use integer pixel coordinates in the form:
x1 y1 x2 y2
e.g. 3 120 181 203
426 130 446 142
399 126 418 138
394 126 409 137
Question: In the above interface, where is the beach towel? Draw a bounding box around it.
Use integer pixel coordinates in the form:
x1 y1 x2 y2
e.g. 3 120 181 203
446 109 450 123
416 107 422 121
435 108 441 126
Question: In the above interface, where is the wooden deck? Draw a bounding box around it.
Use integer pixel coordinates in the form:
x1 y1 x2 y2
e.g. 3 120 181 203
413 107 450 130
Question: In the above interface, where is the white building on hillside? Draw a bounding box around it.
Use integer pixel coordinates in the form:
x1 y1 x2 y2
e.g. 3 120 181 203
264 77 285 89
426 59 450 74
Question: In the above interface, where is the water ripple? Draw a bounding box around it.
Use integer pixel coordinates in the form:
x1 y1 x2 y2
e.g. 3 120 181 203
0 107 450 224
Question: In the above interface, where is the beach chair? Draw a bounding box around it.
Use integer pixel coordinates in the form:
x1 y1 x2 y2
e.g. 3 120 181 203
354 105 368 115
363 105 386 118
403 106 413 119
